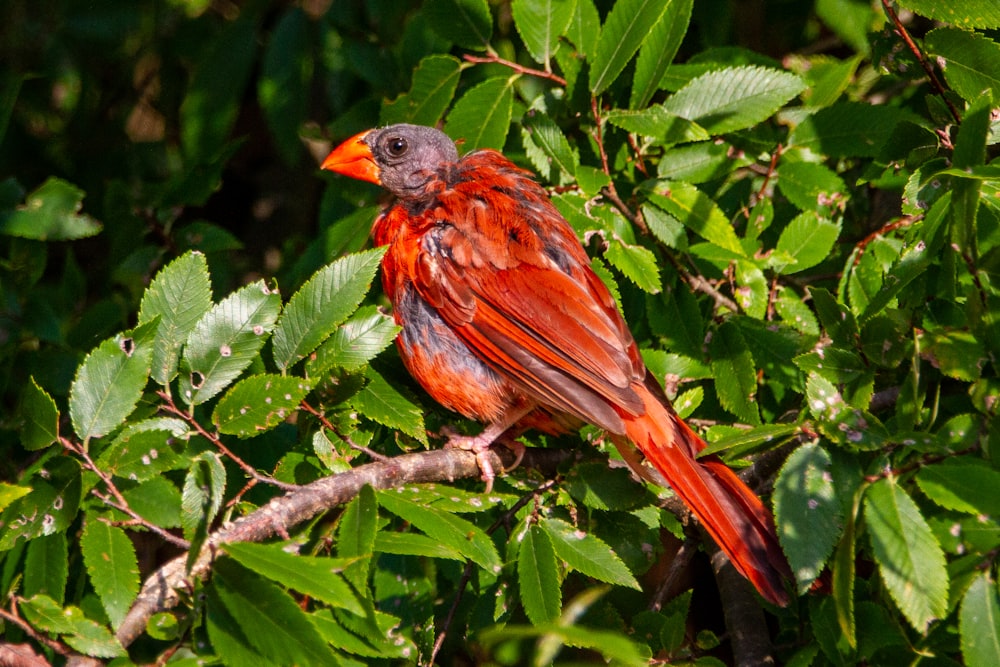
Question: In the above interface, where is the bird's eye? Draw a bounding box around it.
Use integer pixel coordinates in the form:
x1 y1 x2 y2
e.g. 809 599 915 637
386 137 408 157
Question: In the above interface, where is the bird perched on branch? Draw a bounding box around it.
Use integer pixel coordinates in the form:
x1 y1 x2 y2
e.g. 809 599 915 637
322 123 791 606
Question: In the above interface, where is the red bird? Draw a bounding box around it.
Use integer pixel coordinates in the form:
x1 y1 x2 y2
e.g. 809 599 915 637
322 124 791 606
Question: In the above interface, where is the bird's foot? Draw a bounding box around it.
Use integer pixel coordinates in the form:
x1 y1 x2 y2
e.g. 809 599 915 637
444 432 500 492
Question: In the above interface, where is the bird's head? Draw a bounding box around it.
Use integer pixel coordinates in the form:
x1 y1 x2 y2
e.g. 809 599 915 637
322 124 460 200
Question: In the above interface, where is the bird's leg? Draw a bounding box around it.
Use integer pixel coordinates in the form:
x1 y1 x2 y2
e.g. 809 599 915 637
444 402 535 491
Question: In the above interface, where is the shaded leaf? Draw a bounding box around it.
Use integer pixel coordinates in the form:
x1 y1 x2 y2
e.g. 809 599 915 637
864 477 948 631
709 321 760 424
0 177 101 240
424 0 492 49
351 366 426 443
518 523 561 624
210 558 340 665
21 377 59 451
541 517 640 589
378 489 502 572
960 573 1000 666
381 54 462 126
774 443 843 592
645 186 744 255
80 518 139 629
446 77 514 151
224 542 365 616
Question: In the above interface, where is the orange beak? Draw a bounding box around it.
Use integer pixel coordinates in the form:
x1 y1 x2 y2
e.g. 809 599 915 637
321 129 381 184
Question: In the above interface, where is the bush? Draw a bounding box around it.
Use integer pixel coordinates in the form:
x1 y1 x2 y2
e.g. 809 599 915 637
1 0 999 664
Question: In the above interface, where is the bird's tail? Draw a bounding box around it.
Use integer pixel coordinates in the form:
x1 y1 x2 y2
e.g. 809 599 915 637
611 376 791 607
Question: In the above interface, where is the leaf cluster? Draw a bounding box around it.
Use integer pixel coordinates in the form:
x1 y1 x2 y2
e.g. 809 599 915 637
2 0 1000 665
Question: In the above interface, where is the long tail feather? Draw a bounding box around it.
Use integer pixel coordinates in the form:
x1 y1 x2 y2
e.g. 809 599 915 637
612 378 791 606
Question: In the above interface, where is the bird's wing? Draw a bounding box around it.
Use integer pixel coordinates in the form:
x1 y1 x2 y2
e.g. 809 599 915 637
402 153 646 432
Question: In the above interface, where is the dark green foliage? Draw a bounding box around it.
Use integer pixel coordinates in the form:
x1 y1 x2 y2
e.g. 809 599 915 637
2 0 999 665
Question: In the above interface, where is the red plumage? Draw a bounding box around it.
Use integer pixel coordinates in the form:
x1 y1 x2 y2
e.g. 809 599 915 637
322 124 791 606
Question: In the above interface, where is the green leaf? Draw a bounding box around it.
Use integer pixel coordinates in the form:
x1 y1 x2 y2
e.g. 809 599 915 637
924 27 1000 103
773 213 841 274
806 372 887 449
381 54 462 126
0 482 31 510
205 584 273 665
897 0 1000 29
734 259 768 318
213 374 313 437
777 161 848 215
258 8 309 163
699 423 800 458
350 367 426 443
541 517 640 589
518 523 561 624
69 320 157 442
774 443 842 592
916 462 1000 516
80 518 139 629
373 531 465 561
512 0 576 68
630 0 692 108
859 238 930 322
377 488 502 572
24 533 68 604
307 305 399 376
224 542 365 616
96 417 188 483
790 101 908 157
0 177 102 240
589 0 669 95
645 185 744 255
709 321 760 424
604 240 662 293
565 0 600 58
864 477 948 632
423 0 492 50
655 141 744 183
479 620 648 666
565 463 648 511
522 112 579 180
960 573 1000 666
21 377 59 450
338 484 378 589
272 248 385 371
0 458 81 550
662 65 805 134
20 595 124 657
181 452 226 545
138 252 213 386
606 106 709 144
179 279 281 406
445 77 515 151
210 558 341 666
180 11 258 160
122 477 182 528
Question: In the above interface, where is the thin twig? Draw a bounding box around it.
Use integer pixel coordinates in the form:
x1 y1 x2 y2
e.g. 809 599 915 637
881 0 961 124
60 437 190 549
299 399 388 461
0 602 70 657
158 391 297 491
852 214 920 265
463 53 567 86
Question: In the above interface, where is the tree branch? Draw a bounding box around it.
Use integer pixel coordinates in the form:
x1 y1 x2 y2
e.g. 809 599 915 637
115 445 573 648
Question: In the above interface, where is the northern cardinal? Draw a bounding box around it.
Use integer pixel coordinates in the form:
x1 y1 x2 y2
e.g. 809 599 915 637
322 124 791 606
